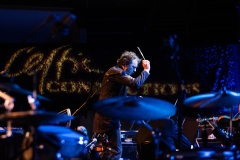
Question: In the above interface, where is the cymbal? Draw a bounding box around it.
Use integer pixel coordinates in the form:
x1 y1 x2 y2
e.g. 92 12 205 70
0 83 51 101
0 110 74 126
38 125 85 139
93 96 176 120
184 90 240 108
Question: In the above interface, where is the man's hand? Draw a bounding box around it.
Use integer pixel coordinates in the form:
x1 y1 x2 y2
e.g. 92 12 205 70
142 60 150 73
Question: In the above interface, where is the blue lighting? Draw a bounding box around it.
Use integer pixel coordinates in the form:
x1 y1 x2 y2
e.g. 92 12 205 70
223 151 233 157
79 136 84 145
198 151 215 157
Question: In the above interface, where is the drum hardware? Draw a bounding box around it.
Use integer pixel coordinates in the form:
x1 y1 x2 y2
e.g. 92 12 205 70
0 90 15 138
86 138 97 148
121 121 138 143
196 117 218 123
184 88 240 108
121 130 138 143
141 120 163 159
121 120 138 142
196 115 240 130
27 95 40 111
0 111 75 159
198 124 212 129
196 114 215 143
58 108 72 127
92 96 176 159
37 125 89 159
0 127 23 134
88 133 118 159
0 83 51 101
72 75 108 117
121 130 138 135
0 110 74 128
162 148 237 160
7 124 89 160
185 88 240 149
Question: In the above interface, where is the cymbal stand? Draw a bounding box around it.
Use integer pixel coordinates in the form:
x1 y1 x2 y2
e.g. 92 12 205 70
58 108 72 127
125 121 136 139
28 70 40 111
169 34 185 149
72 73 107 116
72 76 109 130
142 120 162 159
229 105 234 147
72 87 99 117
201 119 208 148
20 14 56 43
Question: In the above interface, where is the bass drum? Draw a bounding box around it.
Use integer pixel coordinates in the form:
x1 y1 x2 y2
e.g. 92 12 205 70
37 125 89 160
182 117 199 145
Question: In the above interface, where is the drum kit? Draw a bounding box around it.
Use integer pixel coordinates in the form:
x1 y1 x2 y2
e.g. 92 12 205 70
0 83 88 160
0 79 240 159
184 88 240 137
92 88 240 159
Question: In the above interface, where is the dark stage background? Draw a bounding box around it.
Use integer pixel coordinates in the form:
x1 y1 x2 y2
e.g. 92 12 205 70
0 43 239 138
0 0 240 139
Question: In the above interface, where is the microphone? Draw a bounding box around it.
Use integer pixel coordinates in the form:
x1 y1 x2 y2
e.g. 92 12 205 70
85 138 97 148
105 70 126 76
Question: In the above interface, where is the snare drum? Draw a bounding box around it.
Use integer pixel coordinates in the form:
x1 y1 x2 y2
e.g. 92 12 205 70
37 125 89 159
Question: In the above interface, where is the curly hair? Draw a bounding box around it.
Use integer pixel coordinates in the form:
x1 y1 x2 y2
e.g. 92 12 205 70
116 51 141 66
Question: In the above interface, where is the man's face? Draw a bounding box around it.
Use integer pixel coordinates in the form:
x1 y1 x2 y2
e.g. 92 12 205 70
126 59 138 75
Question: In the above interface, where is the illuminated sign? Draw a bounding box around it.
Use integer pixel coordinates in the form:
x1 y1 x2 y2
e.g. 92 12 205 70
128 82 200 95
2 45 200 96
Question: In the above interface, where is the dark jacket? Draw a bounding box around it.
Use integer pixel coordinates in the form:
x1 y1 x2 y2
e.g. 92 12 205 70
93 66 150 133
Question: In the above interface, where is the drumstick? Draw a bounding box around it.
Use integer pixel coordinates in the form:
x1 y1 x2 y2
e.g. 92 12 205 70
137 47 145 60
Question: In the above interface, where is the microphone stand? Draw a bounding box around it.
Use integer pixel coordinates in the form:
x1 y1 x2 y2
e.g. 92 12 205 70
20 14 56 43
72 84 101 116
72 75 109 128
170 34 185 150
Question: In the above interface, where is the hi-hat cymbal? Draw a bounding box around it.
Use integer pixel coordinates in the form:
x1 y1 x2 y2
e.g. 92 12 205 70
0 110 74 126
0 83 51 101
93 96 176 120
184 90 240 108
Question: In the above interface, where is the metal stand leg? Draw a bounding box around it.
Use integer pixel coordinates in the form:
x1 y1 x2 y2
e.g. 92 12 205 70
142 121 162 159
229 105 234 149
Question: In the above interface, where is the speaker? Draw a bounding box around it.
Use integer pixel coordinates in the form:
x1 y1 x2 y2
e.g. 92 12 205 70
121 142 138 160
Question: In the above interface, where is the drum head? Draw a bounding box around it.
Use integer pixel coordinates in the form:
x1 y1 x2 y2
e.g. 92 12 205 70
38 125 89 159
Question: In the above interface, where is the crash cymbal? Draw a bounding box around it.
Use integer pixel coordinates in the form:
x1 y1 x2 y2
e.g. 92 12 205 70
0 83 51 101
93 96 176 120
0 110 74 126
184 90 240 108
